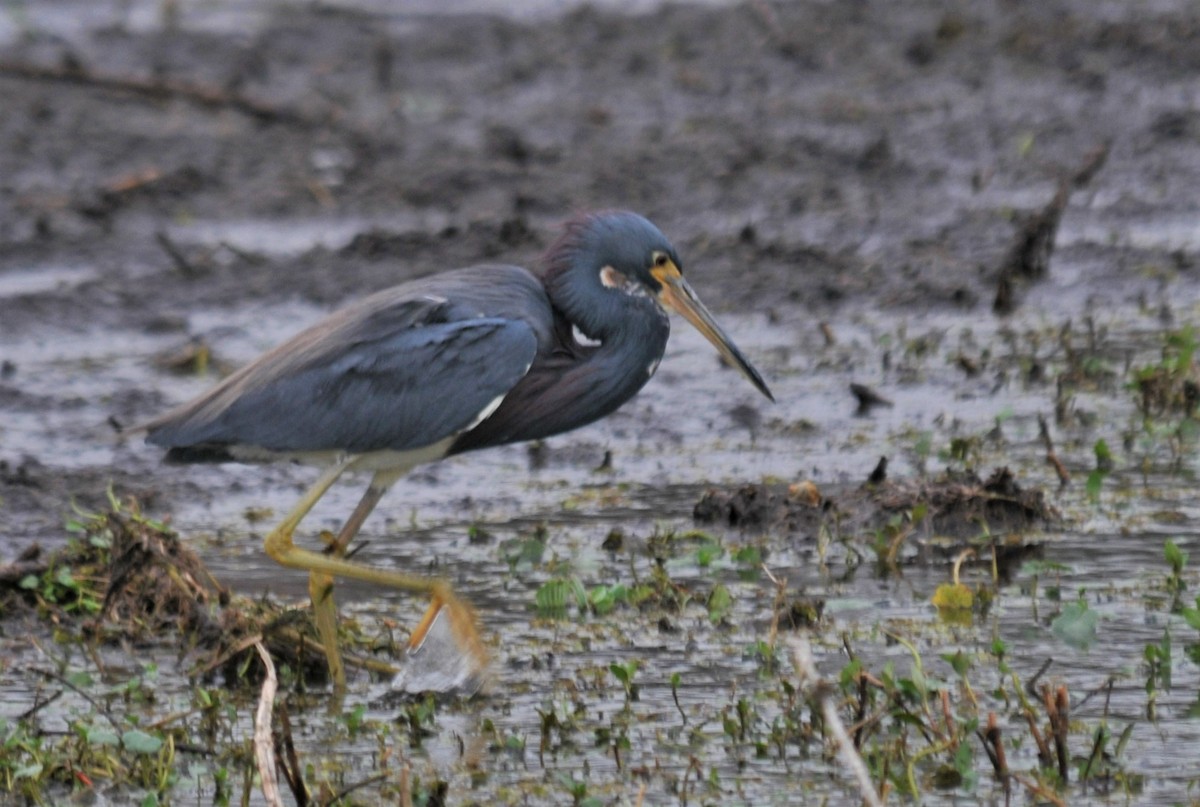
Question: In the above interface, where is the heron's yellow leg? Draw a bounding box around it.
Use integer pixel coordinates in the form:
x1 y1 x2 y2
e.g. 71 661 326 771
265 460 351 541
308 480 390 690
308 568 344 688
263 462 487 682
258 460 350 686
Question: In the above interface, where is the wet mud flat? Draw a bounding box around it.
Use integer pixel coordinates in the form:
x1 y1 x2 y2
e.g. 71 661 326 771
2 0 1200 804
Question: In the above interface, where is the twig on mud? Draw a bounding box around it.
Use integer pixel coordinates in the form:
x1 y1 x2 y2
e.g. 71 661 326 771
993 141 1109 315
155 231 204 278
103 167 165 195
680 755 703 807
1045 685 1070 783
762 564 787 646
1025 657 1053 697
790 636 885 807
976 711 1011 804
275 704 309 806
1045 449 1071 488
197 625 397 680
18 688 63 721
218 239 268 266
748 0 806 59
993 183 1069 314
1012 773 1067 807
198 632 268 677
36 668 123 733
1072 141 1110 189
325 774 389 805
1037 414 1071 487
1074 674 1116 712
253 642 284 807
0 58 325 129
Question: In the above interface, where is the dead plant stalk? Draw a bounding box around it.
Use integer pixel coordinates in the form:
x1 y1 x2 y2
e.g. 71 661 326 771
790 636 884 807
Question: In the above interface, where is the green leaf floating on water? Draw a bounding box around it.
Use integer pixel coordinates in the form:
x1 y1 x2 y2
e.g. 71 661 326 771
708 584 733 622
14 763 43 780
1051 600 1099 650
535 577 586 616
122 728 164 755
85 723 120 747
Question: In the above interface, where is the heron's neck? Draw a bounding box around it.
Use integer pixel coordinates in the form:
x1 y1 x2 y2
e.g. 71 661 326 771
542 261 623 342
545 261 670 400
448 259 670 455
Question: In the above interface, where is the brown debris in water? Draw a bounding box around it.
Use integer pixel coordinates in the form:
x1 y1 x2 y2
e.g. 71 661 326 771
695 467 1058 546
993 142 1110 315
872 467 1057 539
0 494 375 686
694 481 829 533
0 543 48 586
992 183 1069 315
95 505 227 640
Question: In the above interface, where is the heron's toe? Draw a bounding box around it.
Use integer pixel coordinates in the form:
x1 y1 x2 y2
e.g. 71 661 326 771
396 599 490 695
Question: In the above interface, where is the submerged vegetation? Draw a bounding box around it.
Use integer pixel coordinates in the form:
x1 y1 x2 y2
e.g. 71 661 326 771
6 307 1200 805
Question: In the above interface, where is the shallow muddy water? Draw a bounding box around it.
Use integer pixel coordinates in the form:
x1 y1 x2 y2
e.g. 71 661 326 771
2 0 1200 804
8 287 1200 804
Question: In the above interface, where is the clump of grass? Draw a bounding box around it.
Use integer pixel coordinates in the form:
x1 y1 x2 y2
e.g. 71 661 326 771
1130 325 1199 419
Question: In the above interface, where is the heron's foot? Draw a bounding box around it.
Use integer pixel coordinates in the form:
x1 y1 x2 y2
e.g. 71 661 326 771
410 582 487 662
394 583 489 694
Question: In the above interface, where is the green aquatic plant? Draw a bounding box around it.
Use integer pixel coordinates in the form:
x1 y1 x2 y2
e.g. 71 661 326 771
1050 594 1099 651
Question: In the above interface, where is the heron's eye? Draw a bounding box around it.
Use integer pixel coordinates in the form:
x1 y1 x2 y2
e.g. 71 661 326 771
652 253 669 268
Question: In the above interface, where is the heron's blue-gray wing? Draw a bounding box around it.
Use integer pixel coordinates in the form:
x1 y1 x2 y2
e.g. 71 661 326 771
146 305 537 458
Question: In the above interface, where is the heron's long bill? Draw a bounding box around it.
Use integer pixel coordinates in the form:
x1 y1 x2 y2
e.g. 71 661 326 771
656 272 775 402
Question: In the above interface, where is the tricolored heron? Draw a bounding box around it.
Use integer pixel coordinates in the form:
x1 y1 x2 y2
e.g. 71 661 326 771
139 211 772 688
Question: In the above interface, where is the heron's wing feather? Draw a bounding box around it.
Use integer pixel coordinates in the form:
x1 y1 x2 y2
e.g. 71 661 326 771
147 315 537 456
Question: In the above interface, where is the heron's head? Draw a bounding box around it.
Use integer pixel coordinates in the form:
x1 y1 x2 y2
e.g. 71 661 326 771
546 211 774 402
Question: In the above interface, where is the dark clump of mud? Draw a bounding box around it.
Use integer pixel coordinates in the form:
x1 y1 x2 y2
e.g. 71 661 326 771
692 481 821 532
695 466 1058 553
873 466 1058 539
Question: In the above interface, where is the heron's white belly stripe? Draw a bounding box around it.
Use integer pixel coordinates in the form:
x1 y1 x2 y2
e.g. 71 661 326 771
346 437 458 472
465 393 506 431
572 324 602 348
461 359 532 433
